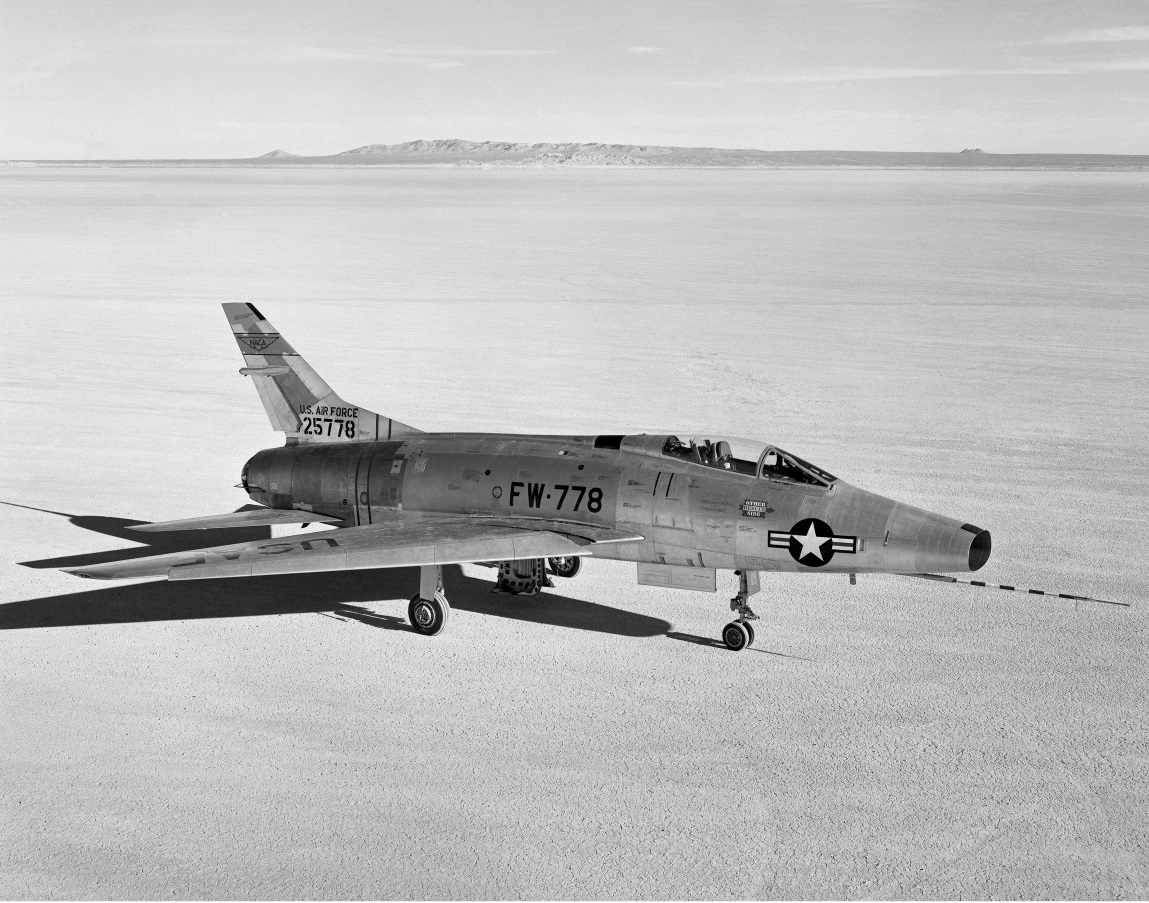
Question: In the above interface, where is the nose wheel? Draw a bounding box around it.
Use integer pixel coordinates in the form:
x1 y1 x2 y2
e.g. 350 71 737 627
723 620 755 651
722 569 761 652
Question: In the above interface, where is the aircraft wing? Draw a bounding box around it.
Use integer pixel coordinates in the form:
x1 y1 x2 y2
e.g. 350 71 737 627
64 517 643 582
127 507 344 532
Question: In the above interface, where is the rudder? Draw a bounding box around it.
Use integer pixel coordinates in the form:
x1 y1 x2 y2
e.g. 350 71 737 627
223 303 421 443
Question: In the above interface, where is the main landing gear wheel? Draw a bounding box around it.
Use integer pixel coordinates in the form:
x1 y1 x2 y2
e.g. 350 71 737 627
723 621 752 652
408 591 450 636
547 556 582 579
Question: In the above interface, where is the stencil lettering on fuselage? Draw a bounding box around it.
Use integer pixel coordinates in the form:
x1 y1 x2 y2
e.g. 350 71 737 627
298 404 359 439
508 481 604 514
740 499 774 518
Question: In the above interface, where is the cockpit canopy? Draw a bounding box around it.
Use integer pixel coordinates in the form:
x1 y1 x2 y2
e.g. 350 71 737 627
661 435 836 487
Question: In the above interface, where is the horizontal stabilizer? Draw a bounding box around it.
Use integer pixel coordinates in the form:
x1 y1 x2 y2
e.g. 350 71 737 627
239 365 290 377
127 507 344 533
65 516 641 581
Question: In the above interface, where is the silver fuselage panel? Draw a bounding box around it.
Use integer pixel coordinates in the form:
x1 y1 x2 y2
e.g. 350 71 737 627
242 432 987 576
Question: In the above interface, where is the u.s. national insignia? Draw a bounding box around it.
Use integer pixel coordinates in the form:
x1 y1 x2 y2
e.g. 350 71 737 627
238 333 281 353
768 518 857 567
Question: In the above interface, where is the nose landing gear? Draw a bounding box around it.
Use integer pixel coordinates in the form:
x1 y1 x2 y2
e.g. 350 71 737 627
722 569 761 651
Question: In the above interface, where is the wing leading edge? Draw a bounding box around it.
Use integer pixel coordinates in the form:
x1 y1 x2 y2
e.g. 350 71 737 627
65 518 643 582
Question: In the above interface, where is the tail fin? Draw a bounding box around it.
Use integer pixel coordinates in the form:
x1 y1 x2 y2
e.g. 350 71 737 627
223 303 421 443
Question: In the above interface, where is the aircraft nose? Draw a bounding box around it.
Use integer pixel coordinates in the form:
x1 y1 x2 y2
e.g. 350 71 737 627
966 525 991 571
882 504 992 573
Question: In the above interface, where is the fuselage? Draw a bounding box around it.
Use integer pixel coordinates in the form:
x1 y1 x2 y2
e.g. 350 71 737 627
242 432 990 576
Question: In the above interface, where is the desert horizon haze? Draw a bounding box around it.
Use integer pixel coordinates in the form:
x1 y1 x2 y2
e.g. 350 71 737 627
2 1 1148 158
9 138 1149 169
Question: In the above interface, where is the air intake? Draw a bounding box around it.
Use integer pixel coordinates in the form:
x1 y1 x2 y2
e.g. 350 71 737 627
967 528 991 571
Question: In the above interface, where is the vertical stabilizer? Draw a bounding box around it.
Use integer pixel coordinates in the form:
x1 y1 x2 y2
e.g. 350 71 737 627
223 303 421 443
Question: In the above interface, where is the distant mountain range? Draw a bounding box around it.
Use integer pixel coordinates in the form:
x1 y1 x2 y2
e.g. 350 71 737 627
11 140 1149 169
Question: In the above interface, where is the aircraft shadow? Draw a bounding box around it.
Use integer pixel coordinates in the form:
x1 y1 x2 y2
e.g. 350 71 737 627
3 502 671 637
7 501 275 569
0 567 671 637
665 630 728 649
665 631 815 660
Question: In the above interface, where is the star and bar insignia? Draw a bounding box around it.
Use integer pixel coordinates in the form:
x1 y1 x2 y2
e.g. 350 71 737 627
768 517 857 568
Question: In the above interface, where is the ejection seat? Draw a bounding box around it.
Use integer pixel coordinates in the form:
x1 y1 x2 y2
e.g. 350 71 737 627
713 440 734 470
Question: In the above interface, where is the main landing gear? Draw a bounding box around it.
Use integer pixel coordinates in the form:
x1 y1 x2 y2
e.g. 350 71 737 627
722 569 761 652
409 564 450 636
489 556 582 595
547 556 582 579
493 558 552 595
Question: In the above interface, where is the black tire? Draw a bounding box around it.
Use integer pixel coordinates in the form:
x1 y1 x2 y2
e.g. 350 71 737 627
744 622 755 647
722 621 750 652
408 592 450 636
547 556 582 579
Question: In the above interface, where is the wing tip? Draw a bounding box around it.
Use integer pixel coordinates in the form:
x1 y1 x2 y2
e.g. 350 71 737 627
62 566 168 581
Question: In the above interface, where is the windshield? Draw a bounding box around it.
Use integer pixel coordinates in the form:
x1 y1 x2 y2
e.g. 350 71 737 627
758 446 836 486
661 435 836 486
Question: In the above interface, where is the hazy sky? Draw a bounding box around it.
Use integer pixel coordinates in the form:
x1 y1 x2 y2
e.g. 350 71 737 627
2 0 1148 158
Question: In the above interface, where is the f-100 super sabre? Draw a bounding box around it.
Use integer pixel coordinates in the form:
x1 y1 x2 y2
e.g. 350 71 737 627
65 304 1119 650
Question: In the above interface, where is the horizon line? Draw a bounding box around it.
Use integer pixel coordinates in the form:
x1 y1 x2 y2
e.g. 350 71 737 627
5 140 1149 163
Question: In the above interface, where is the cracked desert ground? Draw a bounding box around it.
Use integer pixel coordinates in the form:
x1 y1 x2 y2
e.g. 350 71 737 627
1 167 1147 899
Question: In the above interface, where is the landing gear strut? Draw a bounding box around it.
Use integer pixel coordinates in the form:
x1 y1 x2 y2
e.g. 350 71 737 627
409 564 451 636
722 569 761 652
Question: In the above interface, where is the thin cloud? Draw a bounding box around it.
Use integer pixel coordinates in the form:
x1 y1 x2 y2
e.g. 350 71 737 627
1035 26 1149 44
3 41 79 86
741 59 1149 83
626 46 664 54
147 38 553 69
989 58 1149 75
662 79 730 88
747 66 966 83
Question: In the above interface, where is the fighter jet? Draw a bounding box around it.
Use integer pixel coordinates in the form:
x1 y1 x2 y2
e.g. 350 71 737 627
65 303 999 651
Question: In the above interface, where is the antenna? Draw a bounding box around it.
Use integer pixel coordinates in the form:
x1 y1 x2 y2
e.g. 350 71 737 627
901 573 1128 608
